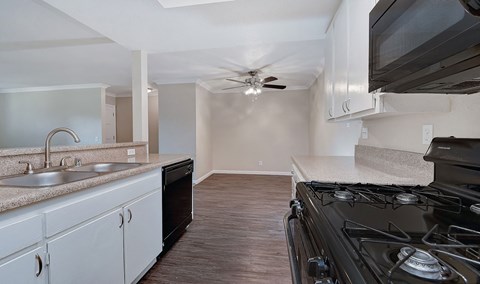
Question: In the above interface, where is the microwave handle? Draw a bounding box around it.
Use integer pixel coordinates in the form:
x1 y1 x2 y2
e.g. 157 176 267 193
459 0 480 17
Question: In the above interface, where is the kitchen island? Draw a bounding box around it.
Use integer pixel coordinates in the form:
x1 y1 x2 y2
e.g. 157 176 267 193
0 143 190 284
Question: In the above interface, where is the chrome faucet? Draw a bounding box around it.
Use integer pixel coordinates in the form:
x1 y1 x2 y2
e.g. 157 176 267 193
44 127 80 168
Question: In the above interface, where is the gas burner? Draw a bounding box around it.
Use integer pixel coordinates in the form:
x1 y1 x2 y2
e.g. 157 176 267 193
334 190 354 200
397 247 449 280
395 193 419 204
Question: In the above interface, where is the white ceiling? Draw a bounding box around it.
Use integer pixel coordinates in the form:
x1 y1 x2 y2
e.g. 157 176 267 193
0 0 340 93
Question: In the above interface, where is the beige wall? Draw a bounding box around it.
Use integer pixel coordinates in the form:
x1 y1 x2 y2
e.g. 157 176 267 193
211 90 310 173
115 97 133 143
158 83 196 160
309 75 362 156
115 96 159 153
195 84 213 179
360 93 480 153
148 95 159 154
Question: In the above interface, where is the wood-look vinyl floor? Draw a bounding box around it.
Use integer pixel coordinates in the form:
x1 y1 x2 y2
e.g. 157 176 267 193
139 174 292 284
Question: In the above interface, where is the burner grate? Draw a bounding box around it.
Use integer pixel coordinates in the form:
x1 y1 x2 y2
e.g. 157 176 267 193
342 220 480 283
307 182 463 212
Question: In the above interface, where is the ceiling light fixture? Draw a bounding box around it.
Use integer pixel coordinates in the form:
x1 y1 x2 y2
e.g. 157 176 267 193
244 86 262 99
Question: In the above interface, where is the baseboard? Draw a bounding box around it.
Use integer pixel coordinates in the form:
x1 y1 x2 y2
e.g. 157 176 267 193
193 170 214 185
212 170 292 176
193 170 292 184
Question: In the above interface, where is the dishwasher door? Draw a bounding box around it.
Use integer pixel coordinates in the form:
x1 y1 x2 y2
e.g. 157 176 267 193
161 159 193 254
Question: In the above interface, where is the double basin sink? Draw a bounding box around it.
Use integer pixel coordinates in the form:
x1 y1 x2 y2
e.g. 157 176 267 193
0 162 145 188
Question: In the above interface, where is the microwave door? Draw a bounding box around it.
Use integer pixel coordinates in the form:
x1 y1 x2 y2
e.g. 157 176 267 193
369 0 480 92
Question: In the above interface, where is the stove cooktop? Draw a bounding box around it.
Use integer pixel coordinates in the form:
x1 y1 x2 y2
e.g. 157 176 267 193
300 181 480 283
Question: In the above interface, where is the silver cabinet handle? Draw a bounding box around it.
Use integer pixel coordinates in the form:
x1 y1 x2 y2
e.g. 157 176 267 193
35 254 43 277
127 209 133 223
119 213 124 228
346 98 351 112
342 101 347 113
328 107 333 118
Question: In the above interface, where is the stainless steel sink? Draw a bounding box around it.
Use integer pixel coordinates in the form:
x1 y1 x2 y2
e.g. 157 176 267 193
67 162 144 173
0 171 99 188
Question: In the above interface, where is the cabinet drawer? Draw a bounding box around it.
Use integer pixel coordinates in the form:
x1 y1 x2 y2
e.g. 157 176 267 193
0 215 43 259
45 169 162 237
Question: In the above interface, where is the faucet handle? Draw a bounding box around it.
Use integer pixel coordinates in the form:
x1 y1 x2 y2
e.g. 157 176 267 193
59 156 72 167
74 158 82 167
18 161 34 174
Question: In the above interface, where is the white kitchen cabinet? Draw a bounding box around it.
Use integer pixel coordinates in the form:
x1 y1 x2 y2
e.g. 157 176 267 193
346 0 376 114
0 247 47 284
47 208 125 284
124 190 163 284
324 0 376 119
0 167 167 284
324 26 335 120
291 164 306 199
332 0 349 117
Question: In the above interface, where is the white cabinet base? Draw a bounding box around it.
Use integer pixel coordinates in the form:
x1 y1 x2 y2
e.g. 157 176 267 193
47 209 124 284
0 247 46 284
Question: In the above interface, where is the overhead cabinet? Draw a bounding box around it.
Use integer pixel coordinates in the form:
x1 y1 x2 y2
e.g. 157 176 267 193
325 0 376 119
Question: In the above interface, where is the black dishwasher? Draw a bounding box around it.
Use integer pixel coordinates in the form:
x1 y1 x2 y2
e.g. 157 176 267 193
161 159 193 255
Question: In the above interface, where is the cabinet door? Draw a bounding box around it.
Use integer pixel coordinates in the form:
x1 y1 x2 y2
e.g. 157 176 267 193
0 247 46 284
47 209 124 284
124 190 162 284
324 26 335 120
347 0 376 114
333 0 349 116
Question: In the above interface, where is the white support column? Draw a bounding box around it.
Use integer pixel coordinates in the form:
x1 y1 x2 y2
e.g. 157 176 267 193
132 50 149 142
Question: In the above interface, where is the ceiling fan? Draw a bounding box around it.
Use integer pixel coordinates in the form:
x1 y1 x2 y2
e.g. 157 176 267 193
222 70 286 95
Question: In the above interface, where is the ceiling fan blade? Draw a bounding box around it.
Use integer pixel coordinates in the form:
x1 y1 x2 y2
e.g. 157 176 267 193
263 84 286 90
222 85 246 90
226 78 246 84
262 76 278 83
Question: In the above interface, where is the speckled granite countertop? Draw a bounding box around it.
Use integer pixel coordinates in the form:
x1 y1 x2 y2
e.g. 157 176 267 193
292 155 433 186
0 154 189 213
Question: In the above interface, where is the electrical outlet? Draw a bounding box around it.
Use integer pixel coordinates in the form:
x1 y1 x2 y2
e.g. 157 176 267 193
422 125 433 145
361 127 368 139
127 149 136 156
127 157 136 163
258 161 263 166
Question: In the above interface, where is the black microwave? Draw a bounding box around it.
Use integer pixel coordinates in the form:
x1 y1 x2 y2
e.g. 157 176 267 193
369 0 480 94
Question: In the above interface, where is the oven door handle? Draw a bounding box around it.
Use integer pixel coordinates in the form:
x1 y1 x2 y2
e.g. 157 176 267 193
284 211 302 284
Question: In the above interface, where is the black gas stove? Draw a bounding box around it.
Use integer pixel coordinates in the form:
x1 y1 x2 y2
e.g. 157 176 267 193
285 138 480 284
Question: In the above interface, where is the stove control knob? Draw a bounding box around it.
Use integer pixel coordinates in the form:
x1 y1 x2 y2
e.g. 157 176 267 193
308 256 329 278
315 278 334 284
470 204 480 215
289 199 303 216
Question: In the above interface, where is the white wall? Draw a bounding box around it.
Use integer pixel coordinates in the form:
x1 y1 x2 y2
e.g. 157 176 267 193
309 75 362 156
195 84 213 180
0 88 102 148
359 93 480 153
158 83 196 159
211 90 310 173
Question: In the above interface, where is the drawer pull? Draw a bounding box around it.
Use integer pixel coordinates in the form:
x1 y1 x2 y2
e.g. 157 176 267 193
119 213 124 228
127 209 133 223
35 254 43 277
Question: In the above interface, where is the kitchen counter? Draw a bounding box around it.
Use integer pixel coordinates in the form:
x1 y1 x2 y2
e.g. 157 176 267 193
292 155 433 186
0 154 189 213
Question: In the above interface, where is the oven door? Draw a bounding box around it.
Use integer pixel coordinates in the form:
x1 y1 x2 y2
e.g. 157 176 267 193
369 0 480 93
284 201 330 284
